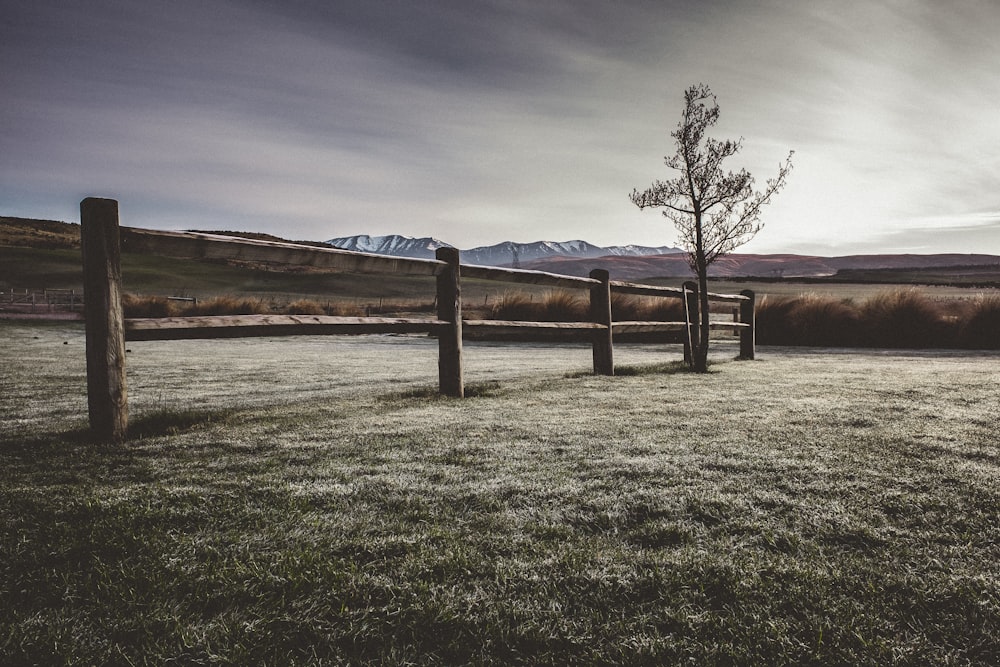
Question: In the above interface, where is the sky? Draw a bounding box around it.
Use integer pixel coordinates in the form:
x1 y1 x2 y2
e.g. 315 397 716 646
3 0 1000 255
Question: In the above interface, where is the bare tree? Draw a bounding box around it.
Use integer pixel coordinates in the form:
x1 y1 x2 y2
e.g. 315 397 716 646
631 83 793 371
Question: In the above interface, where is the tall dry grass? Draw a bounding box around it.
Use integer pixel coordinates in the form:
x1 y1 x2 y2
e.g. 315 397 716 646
488 291 588 322
756 294 861 347
757 289 1000 349
122 294 366 318
282 298 367 316
859 289 950 348
121 294 178 318
184 295 271 316
488 291 686 323
122 288 1000 349
611 294 686 321
957 294 1000 349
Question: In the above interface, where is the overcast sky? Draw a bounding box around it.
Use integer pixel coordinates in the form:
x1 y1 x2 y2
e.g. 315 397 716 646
3 0 1000 254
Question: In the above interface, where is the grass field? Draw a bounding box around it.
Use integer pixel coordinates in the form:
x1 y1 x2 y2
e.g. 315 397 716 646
1 320 999 665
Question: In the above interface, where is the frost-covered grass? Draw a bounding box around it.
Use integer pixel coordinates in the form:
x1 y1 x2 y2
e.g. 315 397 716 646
1 321 998 665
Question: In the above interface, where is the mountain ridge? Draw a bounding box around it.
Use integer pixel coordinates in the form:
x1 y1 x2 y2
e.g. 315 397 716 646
5 217 1000 282
324 234 682 265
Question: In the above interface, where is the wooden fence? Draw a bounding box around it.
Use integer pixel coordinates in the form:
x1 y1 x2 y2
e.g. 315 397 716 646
80 197 754 442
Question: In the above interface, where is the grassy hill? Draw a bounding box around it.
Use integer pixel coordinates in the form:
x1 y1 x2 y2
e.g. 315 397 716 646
5 216 1000 314
0 216 80 249
0 217 528 309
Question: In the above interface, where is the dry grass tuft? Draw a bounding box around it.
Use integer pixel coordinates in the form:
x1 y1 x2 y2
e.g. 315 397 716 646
758 294 861 347
488 291 686 323
860 289 947 348
611 294 685 321
284 298 326 315
185 295 271 316
122 294 369 318
489 290 588 322
757 289 1000 349
121 294 179 318
958 294 1000 349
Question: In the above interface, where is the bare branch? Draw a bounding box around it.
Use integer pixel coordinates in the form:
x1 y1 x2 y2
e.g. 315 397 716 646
629 84 793 370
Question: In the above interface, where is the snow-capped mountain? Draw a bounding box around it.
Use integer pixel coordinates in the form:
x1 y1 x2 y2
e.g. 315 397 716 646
324 235 680 266
324 234 451 259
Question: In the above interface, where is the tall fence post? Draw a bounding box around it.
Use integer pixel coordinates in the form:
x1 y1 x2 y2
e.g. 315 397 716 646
739 289 756 360
435 247 464 397
589 269 614 375
682 280 698 367
80 197 128 443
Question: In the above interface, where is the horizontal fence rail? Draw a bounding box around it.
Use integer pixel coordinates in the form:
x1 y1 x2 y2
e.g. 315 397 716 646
80 197 754 442
121 227 447 276
124 315 449 341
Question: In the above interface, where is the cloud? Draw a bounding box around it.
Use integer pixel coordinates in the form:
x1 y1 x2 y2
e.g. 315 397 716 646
2 0 1000 253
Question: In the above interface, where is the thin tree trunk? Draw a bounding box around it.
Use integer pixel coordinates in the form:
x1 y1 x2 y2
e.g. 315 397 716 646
696 263 710 372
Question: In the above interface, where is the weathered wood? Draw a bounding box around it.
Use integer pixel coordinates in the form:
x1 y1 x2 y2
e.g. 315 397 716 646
590 269 614 375
611 321 687 334
682 281 698 367
707 321 751 330
464 319 605 330
125 315 446 341
739 288 756 359
609 278 747 303
461 264 599 289
463 319 606 342
120 227 445 276
81 197 128 443
609 281 685 299
704 291 751 304
436 247 464 397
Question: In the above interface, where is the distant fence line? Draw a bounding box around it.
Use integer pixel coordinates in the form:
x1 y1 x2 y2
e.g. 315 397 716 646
1 288 83 312
80 197 755 443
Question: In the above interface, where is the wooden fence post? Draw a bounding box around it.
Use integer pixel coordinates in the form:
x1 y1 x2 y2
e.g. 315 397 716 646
435 247 464 397
80 197 128 443
739 289 756 360
682 280 699 367
589 269 614 375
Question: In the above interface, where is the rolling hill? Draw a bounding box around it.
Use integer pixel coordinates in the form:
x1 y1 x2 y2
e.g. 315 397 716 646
4 216 1000 284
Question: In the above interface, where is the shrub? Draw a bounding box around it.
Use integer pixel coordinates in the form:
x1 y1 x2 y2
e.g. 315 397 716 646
758 291 960 349
958 295 1000 349
284 299 325 315
787 294 861 347
185 296 272 316
859 289 947 348
489 291 588 322
323 302 366 317
121 294 178 318
754 296 800 346
488 291 685 323
611 294 685 321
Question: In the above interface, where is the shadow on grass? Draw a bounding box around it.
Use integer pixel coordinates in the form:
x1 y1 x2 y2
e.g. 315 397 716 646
565 360 700 378
127 407 244 440
385 380 510 401
614 360 699 376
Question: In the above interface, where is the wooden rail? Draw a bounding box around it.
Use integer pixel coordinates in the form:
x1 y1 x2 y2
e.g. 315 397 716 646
125 315 448 341
80 197 754 441
121 227 445 276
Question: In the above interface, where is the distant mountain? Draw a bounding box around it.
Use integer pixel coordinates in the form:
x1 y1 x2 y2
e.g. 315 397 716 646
325 234 451 259
324 234 681 266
